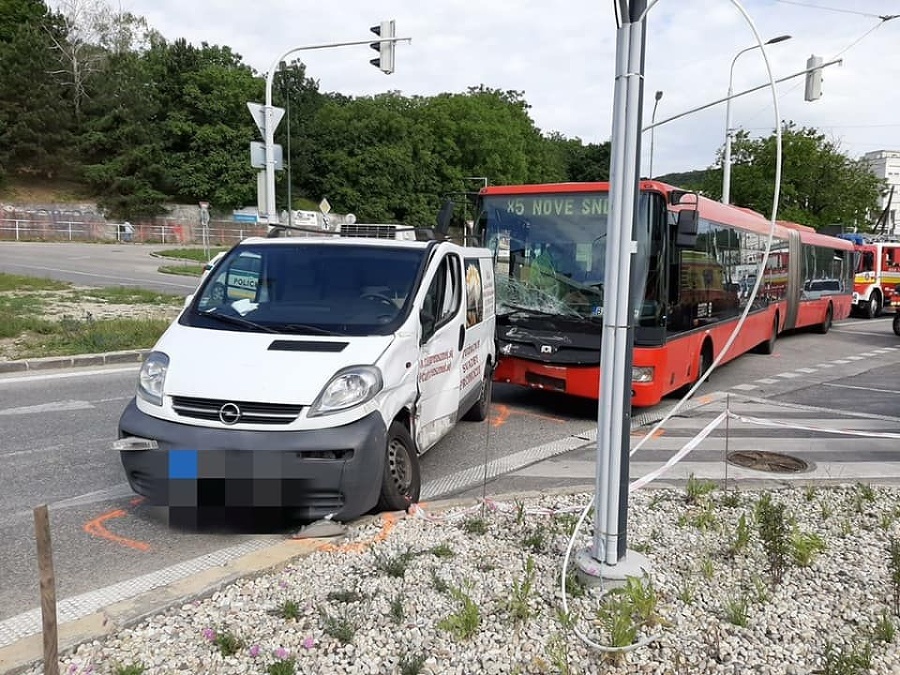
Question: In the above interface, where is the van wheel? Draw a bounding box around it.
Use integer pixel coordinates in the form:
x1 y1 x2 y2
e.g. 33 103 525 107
756 316 778 354
376 422 421 512
463 366 493 422
814 304 833 334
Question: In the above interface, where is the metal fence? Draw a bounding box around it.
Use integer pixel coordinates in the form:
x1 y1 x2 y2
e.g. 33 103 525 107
0 217 267 245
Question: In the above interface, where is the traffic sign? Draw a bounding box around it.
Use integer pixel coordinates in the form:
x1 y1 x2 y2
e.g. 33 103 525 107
199 201 209 210
319 198 332 215
246 102 285 137
250 142 283 170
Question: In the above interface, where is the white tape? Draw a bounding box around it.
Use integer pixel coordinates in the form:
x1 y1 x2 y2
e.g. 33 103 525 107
629 411 727 492
728 412 900 439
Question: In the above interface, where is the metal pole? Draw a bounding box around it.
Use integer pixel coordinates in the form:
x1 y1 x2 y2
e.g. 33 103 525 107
281 63 293 228
722 36 792 204
649 90 662 178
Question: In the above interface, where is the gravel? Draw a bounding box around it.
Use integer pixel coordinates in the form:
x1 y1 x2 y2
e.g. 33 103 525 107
20 484 900 675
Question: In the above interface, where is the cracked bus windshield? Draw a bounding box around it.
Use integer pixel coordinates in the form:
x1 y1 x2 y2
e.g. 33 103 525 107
479 191 645 321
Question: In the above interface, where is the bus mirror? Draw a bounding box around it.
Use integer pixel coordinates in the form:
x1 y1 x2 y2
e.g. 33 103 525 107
675 209 698 248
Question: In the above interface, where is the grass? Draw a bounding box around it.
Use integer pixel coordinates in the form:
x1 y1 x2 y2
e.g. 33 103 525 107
156 247 228 263
267 658 296 675
213 631 245 656
437 587 481 640
0 271 176 359
275 600 300 620
113 665 146 675
157 264 205 276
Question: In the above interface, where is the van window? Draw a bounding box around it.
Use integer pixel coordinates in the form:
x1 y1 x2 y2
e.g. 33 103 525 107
423 255 461 329
185 243 427 336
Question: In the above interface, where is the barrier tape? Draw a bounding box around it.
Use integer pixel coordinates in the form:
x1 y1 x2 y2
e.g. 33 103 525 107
727 413 900 439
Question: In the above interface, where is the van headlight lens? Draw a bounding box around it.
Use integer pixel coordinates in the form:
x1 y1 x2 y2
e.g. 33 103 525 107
632 366 654 383
138 351 169 406
309 366 383 416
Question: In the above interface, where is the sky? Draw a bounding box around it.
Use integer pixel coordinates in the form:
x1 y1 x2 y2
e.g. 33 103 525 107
112 0 899 179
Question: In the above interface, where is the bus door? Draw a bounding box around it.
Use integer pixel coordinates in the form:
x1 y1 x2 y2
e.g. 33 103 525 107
784 229 802 330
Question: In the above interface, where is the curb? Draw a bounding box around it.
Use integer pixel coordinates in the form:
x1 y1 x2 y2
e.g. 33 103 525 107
0 485 596 675
0 350 150 374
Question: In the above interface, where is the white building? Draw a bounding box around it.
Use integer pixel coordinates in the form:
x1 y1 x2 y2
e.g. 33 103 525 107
863 150 900 235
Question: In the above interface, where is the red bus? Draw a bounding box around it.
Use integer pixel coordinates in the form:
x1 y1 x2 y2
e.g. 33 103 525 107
473 181 854 407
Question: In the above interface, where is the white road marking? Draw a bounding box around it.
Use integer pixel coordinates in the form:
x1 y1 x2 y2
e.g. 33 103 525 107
0 400 95 416
0 366 139 385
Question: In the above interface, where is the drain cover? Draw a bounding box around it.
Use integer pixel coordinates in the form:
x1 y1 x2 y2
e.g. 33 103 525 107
726 450 808 473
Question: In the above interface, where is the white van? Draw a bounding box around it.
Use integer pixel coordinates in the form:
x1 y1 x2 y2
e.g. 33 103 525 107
114 236 496 522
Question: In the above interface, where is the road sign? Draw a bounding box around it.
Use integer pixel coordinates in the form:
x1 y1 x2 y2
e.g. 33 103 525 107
199 201 209 210
246 102 285 137
319 198 332 215
250 142 283 170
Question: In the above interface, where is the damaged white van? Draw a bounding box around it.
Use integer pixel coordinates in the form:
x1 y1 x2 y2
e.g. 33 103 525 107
114 236 496 522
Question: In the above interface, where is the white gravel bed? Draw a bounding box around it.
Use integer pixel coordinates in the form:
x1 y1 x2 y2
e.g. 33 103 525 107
24 484 900 675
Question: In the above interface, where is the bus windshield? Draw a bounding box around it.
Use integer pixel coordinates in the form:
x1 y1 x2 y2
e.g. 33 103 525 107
478 191 654 321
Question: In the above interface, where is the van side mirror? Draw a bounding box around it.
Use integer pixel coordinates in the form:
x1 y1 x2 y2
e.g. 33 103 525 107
675 209 699 248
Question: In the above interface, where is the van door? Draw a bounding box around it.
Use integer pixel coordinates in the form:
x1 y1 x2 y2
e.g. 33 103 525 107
415 252 465 452
458 256 492 407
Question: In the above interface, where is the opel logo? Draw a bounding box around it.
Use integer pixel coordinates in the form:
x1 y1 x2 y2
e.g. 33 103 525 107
218 402 242 425
541 345 554 354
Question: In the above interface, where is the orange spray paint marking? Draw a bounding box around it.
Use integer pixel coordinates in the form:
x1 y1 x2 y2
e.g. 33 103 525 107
631 428 666 439
84 507 151 552
313 512 399 553
490 404 510 428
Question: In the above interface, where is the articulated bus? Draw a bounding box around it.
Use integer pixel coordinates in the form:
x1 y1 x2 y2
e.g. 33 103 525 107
472 181 854 407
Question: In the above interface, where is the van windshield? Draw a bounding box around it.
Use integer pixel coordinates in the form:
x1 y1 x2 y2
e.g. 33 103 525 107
183 243 427 336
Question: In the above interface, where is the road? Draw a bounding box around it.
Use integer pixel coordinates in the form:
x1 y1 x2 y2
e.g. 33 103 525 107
1 241 900 647
0 241 201 295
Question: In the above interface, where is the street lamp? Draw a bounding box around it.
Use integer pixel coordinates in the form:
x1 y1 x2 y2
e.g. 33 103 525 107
648 90 663 178
721 34 791 204
279 62 293 228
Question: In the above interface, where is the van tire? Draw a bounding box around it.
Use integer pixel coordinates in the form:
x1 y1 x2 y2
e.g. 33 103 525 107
376 422 421 512
463 366 493 422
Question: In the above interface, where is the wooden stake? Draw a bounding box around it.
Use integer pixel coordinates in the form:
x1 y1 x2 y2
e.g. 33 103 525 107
34 505 59 675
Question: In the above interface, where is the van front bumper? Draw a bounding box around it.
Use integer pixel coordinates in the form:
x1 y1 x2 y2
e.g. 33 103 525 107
116 399 386 522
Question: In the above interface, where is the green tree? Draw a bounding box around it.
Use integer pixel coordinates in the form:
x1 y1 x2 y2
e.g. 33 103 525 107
705 122 883 229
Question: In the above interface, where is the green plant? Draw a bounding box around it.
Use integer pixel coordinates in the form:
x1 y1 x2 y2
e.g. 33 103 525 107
820 640 873 674
555 608 576 631
751 574 770 603
375 549 415 578
429 543 455 558
889 537 900 615
275 600 300 620
399 653 427 675
790 530 826 567
880 512 895 531
726 513 752 558
722 594 750 627
390 594 405 624
462 517 488 535
596 592 638 650
514 499 526 525
648 492 665 510
547 633 570 675
720 491 741 508
326 589 364 604
565 571 586 599
504 556 536 623
620 577 663 628
114 664 146 675
267 659 296 675
437 587 481 639
430 569 450 594
872 610 896 643
677 579 695 605
700 556 715 581
803 484 817 502
756 493 789 585
685 473 716 504
631 540 652 554
839 520 853 537
521 527 546 554
856 482 877 502
555 512 580 536
322 612 356 645
690 504 717 531
213 631 245 657
821 502 833 521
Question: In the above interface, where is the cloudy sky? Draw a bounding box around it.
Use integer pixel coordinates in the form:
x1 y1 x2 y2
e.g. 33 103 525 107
114 0 899 179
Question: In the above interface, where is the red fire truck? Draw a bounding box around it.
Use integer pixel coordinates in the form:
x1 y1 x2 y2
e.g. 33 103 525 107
838 234 900 318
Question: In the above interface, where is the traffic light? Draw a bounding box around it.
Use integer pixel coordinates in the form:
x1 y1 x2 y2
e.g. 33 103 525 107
369 20 395 74
804 54 823 102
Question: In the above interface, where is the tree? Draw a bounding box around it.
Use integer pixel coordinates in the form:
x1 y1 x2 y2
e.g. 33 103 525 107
705 122 883 229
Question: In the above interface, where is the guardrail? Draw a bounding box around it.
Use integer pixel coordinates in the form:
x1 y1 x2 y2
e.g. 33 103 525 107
0 219 267 245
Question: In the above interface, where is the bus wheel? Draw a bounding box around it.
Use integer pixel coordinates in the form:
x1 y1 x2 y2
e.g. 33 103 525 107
376 422 421 512
814 304 833 334
757 317 778 355
865 292 882 319
893 312 900 337
698 343 713 382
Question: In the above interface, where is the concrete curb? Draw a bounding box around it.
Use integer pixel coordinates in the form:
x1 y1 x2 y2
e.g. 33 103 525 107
0 350 150 374
0 485 596 675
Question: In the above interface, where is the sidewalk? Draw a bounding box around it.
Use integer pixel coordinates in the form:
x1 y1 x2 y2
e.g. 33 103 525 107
0 350 150 374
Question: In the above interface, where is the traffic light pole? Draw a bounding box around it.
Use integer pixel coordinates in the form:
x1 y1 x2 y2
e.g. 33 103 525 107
259 33 410 226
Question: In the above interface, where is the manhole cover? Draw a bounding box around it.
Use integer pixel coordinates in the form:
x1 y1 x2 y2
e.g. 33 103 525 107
726 450 808 473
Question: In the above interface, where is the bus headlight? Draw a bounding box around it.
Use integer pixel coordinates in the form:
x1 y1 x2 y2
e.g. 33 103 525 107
632 366 655 383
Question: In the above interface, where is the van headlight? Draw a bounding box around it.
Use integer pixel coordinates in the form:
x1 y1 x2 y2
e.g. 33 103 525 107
632 366 655 383
138 351 169 406
309 366 383 416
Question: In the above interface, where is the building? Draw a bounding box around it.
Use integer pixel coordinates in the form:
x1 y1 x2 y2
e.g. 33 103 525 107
863 150 900 235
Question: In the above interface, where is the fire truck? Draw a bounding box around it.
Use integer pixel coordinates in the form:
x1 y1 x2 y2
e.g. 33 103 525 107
837 233 900 318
